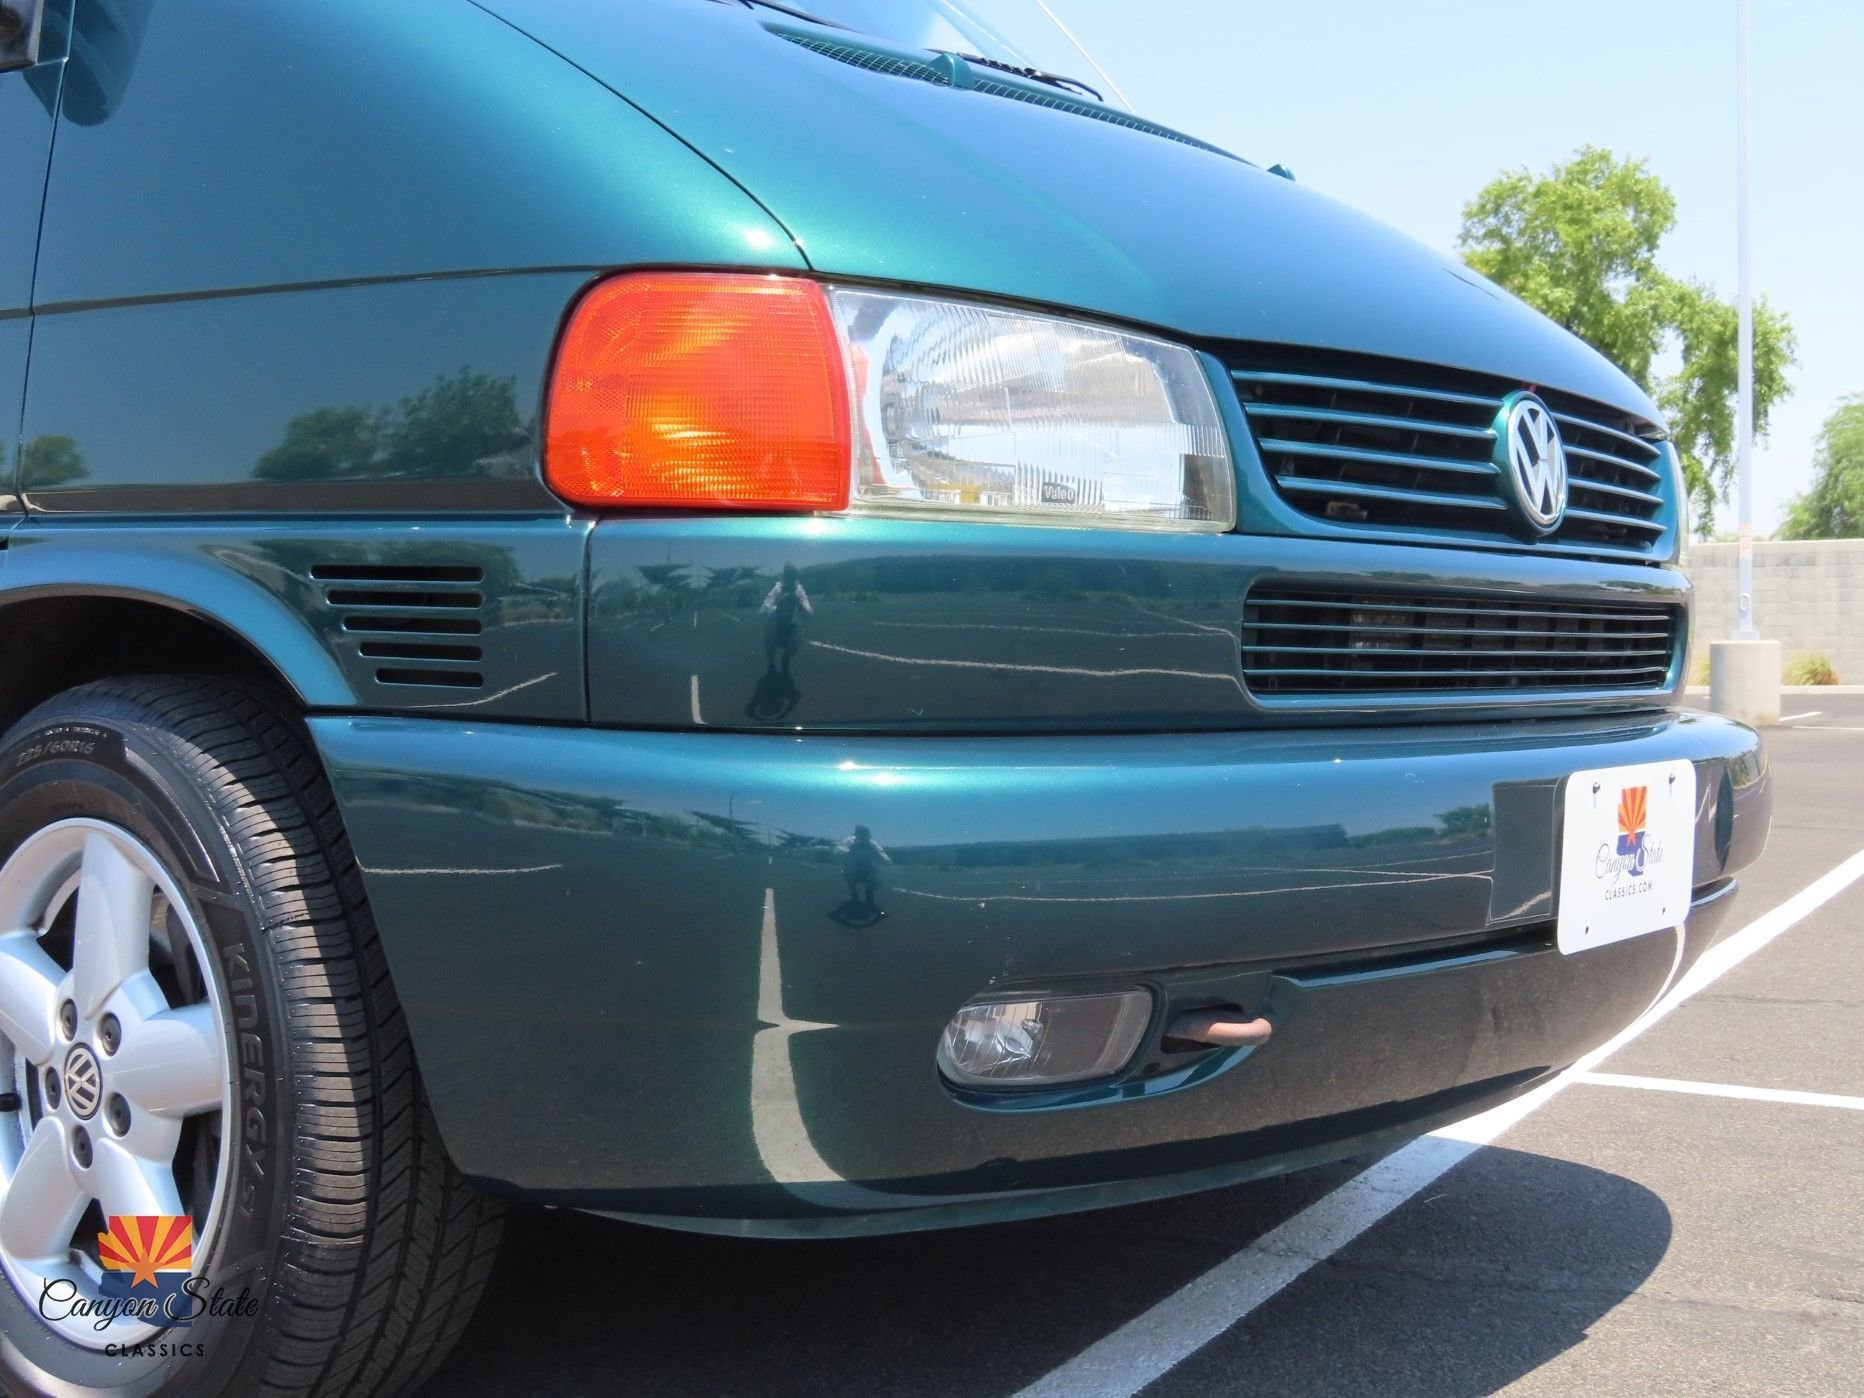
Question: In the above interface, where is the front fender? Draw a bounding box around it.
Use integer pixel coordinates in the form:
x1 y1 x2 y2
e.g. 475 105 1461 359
0 523 354 706
0 517 591 720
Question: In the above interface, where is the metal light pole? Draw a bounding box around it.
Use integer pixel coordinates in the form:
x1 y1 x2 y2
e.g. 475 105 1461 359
1733 0 1757 639
1710 0 1778 724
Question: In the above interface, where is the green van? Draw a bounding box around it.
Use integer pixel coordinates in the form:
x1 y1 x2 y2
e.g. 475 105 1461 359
0 1 1768 1393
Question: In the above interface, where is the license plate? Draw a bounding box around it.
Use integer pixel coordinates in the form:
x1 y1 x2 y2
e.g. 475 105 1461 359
1557 759 1696 955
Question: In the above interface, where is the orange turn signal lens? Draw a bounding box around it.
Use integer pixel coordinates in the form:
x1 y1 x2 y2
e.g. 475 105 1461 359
545 273 851 511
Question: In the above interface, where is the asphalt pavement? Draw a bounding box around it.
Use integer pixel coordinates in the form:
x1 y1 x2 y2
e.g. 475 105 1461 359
422 696 1863 1398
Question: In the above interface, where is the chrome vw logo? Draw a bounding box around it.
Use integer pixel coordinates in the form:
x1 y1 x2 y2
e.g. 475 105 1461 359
1501 392 1568 533
63 1044 103 1120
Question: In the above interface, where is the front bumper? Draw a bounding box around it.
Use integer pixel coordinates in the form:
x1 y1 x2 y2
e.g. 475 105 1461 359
313 708 1768 1233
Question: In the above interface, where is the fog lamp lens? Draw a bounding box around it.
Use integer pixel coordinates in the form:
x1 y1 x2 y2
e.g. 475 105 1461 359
938 990 1152 1087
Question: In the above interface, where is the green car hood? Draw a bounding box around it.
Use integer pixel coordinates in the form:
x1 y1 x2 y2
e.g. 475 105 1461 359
480 0 1662 423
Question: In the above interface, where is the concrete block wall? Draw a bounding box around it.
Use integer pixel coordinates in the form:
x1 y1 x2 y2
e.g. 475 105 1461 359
1687 538 1864 681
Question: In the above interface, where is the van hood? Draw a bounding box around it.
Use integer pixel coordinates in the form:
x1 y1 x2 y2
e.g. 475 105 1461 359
483 0 1661 423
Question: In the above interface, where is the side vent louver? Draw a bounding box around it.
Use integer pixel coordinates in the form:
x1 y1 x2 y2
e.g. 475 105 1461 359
312 563 486 692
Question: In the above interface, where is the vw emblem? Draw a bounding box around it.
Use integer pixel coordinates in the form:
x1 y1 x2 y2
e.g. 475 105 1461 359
63 1044 103 1120
1501 392 1568 533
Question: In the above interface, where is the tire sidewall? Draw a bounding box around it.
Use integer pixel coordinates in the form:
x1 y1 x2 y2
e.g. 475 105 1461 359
0 706 293 1397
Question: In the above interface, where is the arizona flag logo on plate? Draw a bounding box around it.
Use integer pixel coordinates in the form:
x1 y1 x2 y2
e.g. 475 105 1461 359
1616 785 1648 863
1558 760 1695 955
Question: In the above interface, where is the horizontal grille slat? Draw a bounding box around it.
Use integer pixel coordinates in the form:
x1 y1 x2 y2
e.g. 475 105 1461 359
1250 597 1667 623
1277 477 1508 513
1253 438 1501 480
1563 507 1666 536
1242 585 1679 699
1564 444 1663 483
356 641 484 663
1551 413 1653 455
310 563 483 584
1242 403 1499 442
374 668 485 690
1229 355 1671 557
1232 370 1503 410
1249 664 1671 682
1247 620 1674 641
341 615 483 636
1242 644 1675 661
1571 476 1663 508
323 589 484 611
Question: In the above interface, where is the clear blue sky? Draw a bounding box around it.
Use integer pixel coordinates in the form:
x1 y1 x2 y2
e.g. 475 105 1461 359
981 0 1862 535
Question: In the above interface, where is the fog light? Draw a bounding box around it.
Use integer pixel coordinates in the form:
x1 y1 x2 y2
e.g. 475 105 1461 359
938 990 1152 1087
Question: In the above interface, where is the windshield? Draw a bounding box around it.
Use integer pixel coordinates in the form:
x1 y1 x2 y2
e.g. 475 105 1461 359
743 1 1077 81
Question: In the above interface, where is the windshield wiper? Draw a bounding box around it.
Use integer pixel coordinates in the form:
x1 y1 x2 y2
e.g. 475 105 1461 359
940 51 1103 103
725 1 1106 103
726 0 854 30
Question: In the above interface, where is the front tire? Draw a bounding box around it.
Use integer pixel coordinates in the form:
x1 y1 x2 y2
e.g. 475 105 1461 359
0 677 502 1397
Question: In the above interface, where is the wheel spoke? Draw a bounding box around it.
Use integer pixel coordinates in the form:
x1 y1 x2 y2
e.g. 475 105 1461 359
0 1121 88 1264
111 1002 225 1118
0 931 64 1064
72 831 156 1018
89 1136 184 1222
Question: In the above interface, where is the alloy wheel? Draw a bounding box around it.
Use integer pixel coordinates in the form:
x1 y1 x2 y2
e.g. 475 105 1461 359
0 818 233 1349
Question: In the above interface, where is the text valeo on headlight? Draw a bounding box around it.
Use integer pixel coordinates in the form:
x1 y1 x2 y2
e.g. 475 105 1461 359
544 273 1236 532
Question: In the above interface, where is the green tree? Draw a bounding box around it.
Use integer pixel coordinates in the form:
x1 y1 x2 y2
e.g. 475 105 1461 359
1779 396 1864 539
1458 147 1795 531
382 369 525 478
251 369 526 482
253 406 381 482
18 435 87 490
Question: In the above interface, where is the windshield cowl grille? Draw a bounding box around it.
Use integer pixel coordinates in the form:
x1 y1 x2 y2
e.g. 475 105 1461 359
769 26 1232 158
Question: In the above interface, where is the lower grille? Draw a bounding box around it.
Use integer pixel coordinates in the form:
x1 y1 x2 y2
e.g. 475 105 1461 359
1242 586 1679 698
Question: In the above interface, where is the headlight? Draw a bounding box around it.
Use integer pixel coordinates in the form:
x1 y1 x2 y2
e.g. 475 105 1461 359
828 287 1235 532
543 273 1236 531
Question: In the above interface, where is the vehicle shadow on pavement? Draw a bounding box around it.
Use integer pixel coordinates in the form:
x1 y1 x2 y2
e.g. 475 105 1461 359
1149 1146 1675 1398
421 1148 1669 1398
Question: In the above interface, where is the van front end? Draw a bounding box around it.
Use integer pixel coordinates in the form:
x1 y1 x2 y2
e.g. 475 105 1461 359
0 0 1774 1390
313 513 1768 1233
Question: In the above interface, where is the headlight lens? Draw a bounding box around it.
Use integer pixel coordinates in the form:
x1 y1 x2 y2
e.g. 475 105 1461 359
826 287 1236 532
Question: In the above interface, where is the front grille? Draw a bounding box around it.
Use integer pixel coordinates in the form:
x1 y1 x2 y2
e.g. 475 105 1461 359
1229 358 1670 559
1242 585 1679 698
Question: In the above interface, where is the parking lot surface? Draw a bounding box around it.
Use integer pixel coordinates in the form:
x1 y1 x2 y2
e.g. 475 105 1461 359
424 699 1863 1397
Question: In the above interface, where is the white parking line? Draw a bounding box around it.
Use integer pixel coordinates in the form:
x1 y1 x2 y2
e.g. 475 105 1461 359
690 674 705 726
1013 845 1864 1398
1574 1071 1864 1111
1779 710 1823 722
